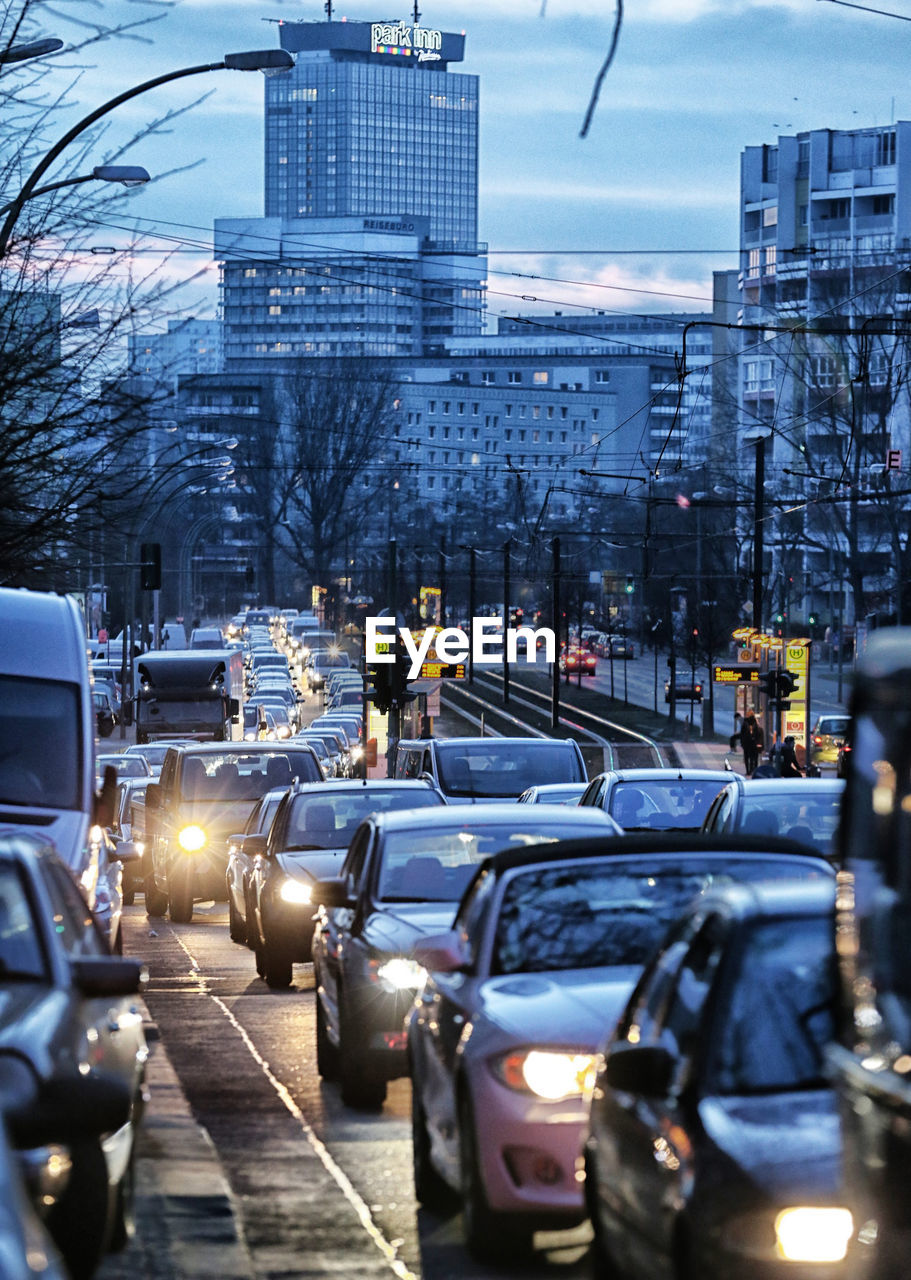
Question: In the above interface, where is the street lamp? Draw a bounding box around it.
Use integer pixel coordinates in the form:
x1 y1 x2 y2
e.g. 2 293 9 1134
0 165 150 217
0 38 64 65
0 47 293 257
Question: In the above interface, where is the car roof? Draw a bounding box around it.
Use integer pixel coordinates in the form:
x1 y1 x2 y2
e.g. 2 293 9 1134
592 768 734 783
164 742 317 757
371 803 615 832
727 778 846 796
482 831 836 876
287 779 436 796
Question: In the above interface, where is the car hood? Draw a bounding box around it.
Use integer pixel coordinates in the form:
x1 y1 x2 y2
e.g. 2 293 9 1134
276 850 346 882
0 811 89 877
699 1090 842 1196
364 902 458 952
476 967 640 1048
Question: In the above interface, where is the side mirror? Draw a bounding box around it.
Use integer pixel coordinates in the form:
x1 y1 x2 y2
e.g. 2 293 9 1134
604 1042 676 1097
110 838 141 864
242 834 268 858
414 930 470 974
144 782 161 810
365 737 378 767
311 876 354 909
71 956 145 997
230 698 240 720
417 771 436 786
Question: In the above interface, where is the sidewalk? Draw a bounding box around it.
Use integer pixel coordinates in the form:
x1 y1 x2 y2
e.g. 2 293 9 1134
670 740 744 773
97 1013 254 1280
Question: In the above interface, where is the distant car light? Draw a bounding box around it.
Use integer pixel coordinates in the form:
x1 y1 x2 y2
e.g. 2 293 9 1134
493 1049 597 1101
178 825 207 852
774 1207 854 1262
279 878 312 905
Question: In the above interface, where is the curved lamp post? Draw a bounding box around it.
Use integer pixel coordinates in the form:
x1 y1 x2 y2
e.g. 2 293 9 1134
0 47 293 257
0 165 150 217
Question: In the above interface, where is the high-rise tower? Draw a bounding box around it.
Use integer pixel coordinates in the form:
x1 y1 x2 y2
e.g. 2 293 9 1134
215 17 486 362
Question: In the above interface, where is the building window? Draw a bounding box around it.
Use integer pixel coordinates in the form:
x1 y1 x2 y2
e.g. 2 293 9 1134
532 405 540 419
877 130 897 166
244 268 257 278
747 248 761 278
443 402 450 414
763 205 778 227
533 371 549 385
594 370 610 384
472 403 479 415
508 371 522 384
764 245 777 275
457 402 465 415
873 194 895 216
505 403 512 417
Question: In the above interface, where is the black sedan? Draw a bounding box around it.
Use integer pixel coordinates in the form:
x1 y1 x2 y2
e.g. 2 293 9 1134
311 804 618 1109
247 780 444 987
0 836 147 1279
585 875 855 1280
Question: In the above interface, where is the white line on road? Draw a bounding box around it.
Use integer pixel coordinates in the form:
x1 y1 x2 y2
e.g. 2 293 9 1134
169 927 420 1280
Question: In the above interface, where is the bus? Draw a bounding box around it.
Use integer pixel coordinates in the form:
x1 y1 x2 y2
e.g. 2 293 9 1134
830 627 911 1279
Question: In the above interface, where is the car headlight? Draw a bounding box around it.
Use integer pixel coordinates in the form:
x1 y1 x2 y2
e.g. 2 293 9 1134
279 878 312 905
491 1049 597 1101
178 825 207 853
350 745 363 761
375 956 426 990
276 725 292 739
774 1207 854 1262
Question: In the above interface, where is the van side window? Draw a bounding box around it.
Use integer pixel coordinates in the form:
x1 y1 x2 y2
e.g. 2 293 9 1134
422 750 434 776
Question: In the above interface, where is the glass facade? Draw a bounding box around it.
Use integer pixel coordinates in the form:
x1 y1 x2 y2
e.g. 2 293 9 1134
265 56 479 248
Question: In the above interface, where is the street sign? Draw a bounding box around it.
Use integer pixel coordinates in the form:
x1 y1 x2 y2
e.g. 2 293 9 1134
713 665 760 684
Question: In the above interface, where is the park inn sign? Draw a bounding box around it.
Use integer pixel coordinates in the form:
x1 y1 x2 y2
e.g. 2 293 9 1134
370 21 443 56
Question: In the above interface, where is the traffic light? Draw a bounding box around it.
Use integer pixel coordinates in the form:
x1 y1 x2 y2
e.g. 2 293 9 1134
625 574 635 595
368 663 392 714
776 669 798 711
140 542 161 591
757 670 778 700
391 644 417 709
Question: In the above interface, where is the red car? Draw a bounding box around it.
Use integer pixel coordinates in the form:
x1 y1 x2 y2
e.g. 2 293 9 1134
561 646 598 676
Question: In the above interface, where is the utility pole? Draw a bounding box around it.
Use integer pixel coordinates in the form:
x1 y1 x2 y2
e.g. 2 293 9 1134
439 540 447 627
503 538 511 706
467 546 476 684
551 537 561 731
752 434 766 631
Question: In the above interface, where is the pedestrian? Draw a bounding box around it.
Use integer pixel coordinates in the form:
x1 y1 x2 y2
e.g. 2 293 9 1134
739 710 763 776
780 735 804 778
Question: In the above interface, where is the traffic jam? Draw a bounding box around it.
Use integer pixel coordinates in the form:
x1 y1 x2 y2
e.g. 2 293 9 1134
0 587 909 1280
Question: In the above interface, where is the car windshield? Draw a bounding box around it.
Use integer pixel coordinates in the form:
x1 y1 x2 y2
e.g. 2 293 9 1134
0 861 47 980
435 742 580 798
97 755 149 779
377 823 566 902
708 914 834 1094
735 792 842 855
491 857 832 975
818 718 850 737
0 676 82 810
609 778 727 831
179 751 321 801
284 788 440 850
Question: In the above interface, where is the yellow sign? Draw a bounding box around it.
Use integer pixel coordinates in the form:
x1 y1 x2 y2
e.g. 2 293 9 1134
419 660 465 680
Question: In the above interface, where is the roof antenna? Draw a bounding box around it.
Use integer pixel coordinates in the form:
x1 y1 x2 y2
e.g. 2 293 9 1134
325 0 332 19
413 0 420 24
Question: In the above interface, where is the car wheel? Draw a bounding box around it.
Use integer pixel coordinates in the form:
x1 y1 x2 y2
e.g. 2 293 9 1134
112 923 123 956
585 1149 618 1278
227 880 247 945
412 1069 457 1212
244 883 259 951
144 869 168 918
254 940 265 979
315 994 339 1081
263 940 293 989
45 1137 110 1280
339 991 386 1109
107 1137 136 1252
459 1091 533 1262
168 859 194 924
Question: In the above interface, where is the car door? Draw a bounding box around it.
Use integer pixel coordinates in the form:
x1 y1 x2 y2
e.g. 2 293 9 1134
596 912 727 1277
318 825 372 1035
417 869 498 1176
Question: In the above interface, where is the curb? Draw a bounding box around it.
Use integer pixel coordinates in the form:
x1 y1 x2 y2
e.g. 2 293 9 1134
97 1013 255 1280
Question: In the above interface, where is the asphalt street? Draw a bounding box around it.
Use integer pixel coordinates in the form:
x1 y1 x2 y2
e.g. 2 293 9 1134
105 903 593 1280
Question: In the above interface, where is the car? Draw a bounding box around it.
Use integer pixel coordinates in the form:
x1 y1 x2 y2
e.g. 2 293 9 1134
701 776 845 858
561 645 597 676
665 676 703 703
111 777 151 906
607 635 635 660
95 753 153 784
189 627 225 650
225 786 291 947
808 714 851 770
585 875 852 1280
246 780 445 987
578 768 733 831
142 742 324 922
516 782 587 804
0 835 147 1279
300 729 349 777
310 803 618 1108
0 1112 68 1279
392 737 587 804
410 834 835 1262
305 648 351 692
92 689 118 739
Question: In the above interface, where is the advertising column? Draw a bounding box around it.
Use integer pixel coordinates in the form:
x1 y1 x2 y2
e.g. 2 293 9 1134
783 640 810 767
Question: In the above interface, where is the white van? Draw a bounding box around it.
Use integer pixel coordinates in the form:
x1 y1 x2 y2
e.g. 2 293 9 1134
0 587 118 904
